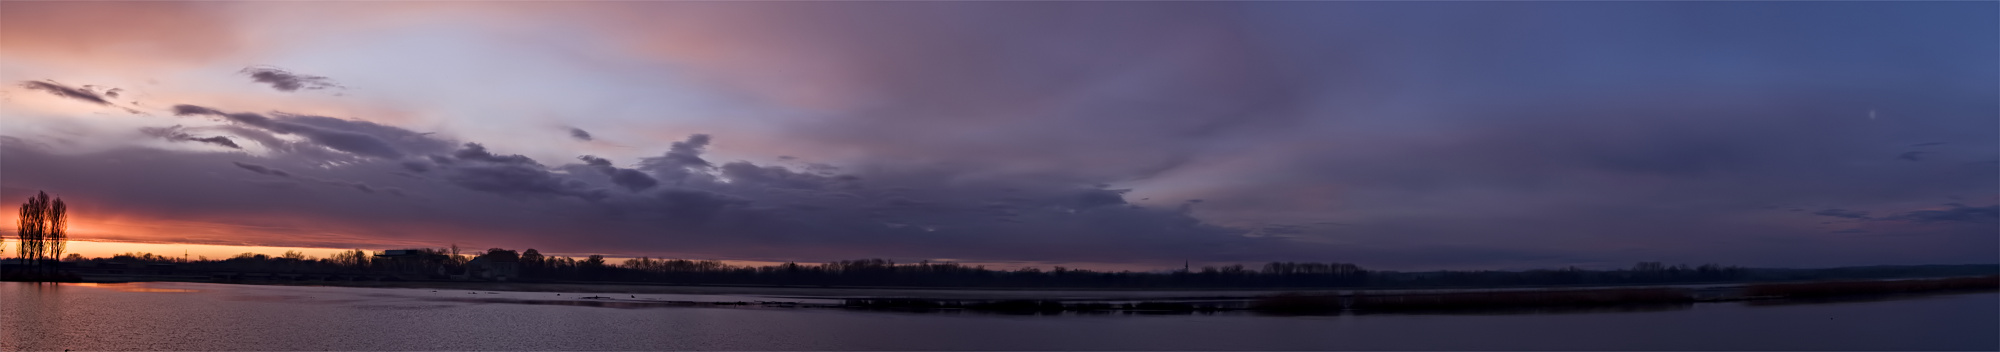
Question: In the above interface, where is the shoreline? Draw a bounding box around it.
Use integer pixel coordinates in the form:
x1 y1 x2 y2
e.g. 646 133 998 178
66 275 1743 297
35 276 1997 316
60 274 1996 303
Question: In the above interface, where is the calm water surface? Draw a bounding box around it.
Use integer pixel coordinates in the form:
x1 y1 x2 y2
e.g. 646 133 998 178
3 282 1994 350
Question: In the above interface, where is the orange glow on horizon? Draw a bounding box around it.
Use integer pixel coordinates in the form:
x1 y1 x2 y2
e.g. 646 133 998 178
2 239 364 261
1 239 1169 272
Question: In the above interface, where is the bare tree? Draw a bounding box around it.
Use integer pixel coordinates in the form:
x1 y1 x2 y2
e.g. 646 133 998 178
17 192 46 272
48 196 66 271
13 191 67 277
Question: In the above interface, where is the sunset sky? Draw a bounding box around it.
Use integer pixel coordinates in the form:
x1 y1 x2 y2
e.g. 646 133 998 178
2 2 1994 270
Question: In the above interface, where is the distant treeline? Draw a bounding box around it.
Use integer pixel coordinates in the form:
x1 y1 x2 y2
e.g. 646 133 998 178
71 248 2000 289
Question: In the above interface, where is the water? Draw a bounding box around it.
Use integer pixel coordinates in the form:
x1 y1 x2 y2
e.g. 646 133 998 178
4 282 1994 351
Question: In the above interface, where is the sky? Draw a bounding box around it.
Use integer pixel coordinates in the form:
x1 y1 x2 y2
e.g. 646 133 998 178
1 2 1994 271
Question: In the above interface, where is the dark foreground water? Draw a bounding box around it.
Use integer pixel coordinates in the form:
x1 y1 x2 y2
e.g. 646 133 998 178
3 282 1994 351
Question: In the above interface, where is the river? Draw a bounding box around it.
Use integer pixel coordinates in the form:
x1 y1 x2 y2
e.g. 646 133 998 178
3 281 1993 350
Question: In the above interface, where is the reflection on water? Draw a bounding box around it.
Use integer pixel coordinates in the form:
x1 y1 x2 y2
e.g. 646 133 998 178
65 282 201 293
428 296 793 310
4 281 1995 351
347 303 462 311
1741 290 1995 307
1338 302 1697 316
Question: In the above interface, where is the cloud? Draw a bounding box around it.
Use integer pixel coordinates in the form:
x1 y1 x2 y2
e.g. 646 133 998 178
1898 151 1929 161
648 189 751 226
434 143 607 200
308 178 380 195
139 125 241 149
239 66 342 92
229 161 393 196
637 134 714 184
569 128 593 141
1882 204 1999 224
578 155 659 192
716 162 842 191
187 136 239 149
440 163 605 201
20 80 113 106
171 104 409 158
19 122 1287 264
1075 188 1130 209
1811 208 1872 220
451 143 539 165
231 161 291 178
169 104 221 116
400 160 432 173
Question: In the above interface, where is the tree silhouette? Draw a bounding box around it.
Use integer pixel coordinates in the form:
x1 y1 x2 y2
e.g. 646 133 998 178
521 248 544 268
16 193 43 272
481 248 519 262
13 191 68 278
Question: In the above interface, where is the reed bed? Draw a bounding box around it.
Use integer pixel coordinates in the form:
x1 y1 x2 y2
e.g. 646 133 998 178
1743 275 1999 298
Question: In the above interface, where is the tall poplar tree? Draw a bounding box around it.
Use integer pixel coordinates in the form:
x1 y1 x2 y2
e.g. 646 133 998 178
15 191 68 275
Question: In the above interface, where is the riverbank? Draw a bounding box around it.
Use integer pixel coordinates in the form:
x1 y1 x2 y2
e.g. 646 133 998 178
417 276 2000 315
77 273 1764 300
70 273 1999 314
77 276 1338 300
